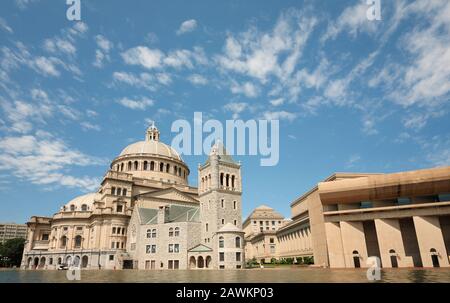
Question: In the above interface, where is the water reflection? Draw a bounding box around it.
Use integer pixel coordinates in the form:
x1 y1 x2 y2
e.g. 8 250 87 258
1 268 449 283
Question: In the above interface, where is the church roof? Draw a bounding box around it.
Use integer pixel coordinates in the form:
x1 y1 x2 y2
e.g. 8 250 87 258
188 244 213 252
204 141 238 166
137 204 200 225
218 222 243 233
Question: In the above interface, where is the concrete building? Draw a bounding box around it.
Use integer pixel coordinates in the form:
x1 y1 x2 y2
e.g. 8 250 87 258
21 124 245 270
245 167 450 268
0 223 27 244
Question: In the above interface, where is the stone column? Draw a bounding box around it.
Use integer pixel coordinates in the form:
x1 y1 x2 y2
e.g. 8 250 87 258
413 216 449 267
324 222 346 268
374 218 413 268
340 221 368 268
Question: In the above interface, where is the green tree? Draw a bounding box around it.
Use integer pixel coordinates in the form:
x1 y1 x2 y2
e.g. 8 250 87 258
0 238 25 267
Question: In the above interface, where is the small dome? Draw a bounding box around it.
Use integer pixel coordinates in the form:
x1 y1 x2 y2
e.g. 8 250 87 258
119 140 182 161
63 192 98 211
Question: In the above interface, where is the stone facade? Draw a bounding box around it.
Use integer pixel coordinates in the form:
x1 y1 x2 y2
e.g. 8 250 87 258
21 125 245 270
244 166 450 268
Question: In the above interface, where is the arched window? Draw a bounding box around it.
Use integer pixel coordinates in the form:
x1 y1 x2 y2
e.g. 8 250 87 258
143 161 148 170
235 237 241 248
231 175 235 188
122 188 127 196
74 235 82 248
169 227 174 237
120 163 124 171
134 161 138 170
174 227 180 237
152 229 157 238
127 161 132 170
160 162 164 172
146 229 152 238
220 173 224 186
60 236 67 248
81 204 88 211
117 188 122 196
178 167 181 176
219 236 224 248
233 201 237 210
226 174 230 187
174 165 177 175
70 205 75 211
166 164 170 173
150 161 155 171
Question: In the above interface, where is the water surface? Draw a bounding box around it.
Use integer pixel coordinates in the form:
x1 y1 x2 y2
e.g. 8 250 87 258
1 268 449 283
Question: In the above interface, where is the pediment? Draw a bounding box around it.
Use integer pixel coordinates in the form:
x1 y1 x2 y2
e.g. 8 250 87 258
138 187 199 204
188 244 213 252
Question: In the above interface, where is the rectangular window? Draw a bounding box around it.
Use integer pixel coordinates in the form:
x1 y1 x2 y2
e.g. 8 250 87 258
169 244 174 253
236 252 241 262
116 205 123 213
168 260 173 269
122 188 127 196
151 245 156 254
272 221 275 225
219 252 224 262
219 265 225 269
174 260 179 269
270 238 275 244
174 244 179 253
146 245 151 254
109 255 114 261
111 187 116 195
221 199 224 208
42 234 49 241
236 265 242 269
221 219 225 225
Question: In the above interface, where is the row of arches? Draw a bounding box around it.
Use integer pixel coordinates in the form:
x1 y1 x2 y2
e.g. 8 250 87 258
26 255 89 269
351 248 442 268
189 256 212 269
114 160 188 179
200 173 239 192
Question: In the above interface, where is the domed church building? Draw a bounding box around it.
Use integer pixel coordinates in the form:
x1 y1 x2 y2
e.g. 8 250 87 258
21 124 245 270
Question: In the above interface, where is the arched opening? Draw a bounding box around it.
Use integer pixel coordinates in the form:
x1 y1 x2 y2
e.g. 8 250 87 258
70 205 75 211
127 161 132 170
73 256 81 268
150 161 155 171
66 256 72 266
175 227 180 237
160 162 164 172
389 249 398 268
60 236 67 248
197 256 204 269
189 256 196 269
134 161 138 170
81 204 88 211
174 165 178 175
27 257 32 269
33 257 39 269
82 256 89 268
231 175 235 188
235 236 241 248
352 250 361 268
58 257 62 265
219 236 224 248
206 256 212 268
166 164 170 173
169 228 173 237
39 257 46 269
143 161 148 170
178 167 181 176
430 248 440 268
74 235 82 248
120 163 124 171
220 173 224 186
226 174 229 187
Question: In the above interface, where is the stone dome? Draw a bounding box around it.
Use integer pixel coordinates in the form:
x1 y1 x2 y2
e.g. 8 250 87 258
118 123 183 162
63 192 99 211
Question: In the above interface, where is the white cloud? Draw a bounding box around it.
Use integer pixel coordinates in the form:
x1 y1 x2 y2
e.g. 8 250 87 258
43 38 76 55
121 46 164 69
93 35 113 68
176 19 197 35
223 102 248 119
188 74 208 85
117 97 155 110
261 110 297 122
321 2 377 43
270 98 284 107
230 81 259 98
0 132 103 191
0 17 13 34
113 71 158 91
33 56 60 77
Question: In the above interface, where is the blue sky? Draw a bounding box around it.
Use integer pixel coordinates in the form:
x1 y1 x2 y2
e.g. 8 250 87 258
0 0 449 223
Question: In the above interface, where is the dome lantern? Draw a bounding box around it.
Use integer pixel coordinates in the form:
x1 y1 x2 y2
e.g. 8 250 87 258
145 121 160 141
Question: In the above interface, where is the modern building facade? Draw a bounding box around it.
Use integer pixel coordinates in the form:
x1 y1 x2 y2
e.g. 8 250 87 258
21 125 245 270
0 223 27 244
244 166 450 268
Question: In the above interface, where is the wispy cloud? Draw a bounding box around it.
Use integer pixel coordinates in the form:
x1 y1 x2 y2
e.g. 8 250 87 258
176 19 197 35
117 97 155 110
